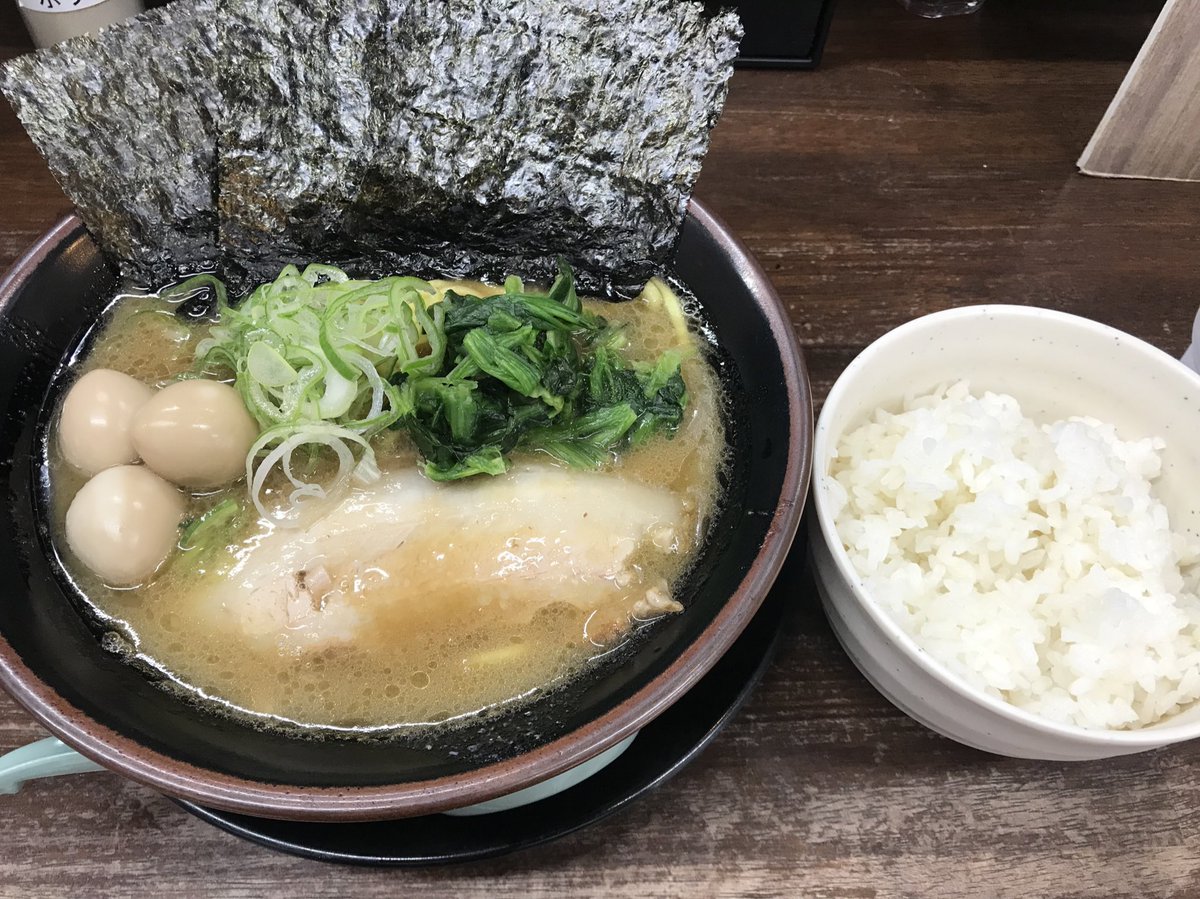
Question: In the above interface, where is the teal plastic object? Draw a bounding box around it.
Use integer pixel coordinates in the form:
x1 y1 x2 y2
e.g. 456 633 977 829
0 732 636 814
0 737 104 795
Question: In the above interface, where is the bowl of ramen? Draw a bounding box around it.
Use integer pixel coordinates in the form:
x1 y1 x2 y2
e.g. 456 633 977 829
0 199 810 820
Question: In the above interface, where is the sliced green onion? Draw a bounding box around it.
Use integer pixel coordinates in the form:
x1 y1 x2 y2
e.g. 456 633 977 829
246 341 298 388
246 423 379 523
191 261 692 507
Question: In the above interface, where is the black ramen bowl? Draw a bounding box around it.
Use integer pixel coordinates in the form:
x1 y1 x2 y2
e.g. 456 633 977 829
0 199 811 821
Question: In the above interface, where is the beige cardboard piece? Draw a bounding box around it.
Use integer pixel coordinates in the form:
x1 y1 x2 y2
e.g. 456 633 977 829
1078 0 1200 183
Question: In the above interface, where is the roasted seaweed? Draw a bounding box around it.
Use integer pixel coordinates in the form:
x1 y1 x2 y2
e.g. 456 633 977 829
0 0 219 286
219 0 742 290
3 0 741 291
217 0 381 282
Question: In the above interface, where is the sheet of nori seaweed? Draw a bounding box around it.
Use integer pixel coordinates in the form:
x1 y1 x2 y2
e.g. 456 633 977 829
218 0 380 282
218 0 742 291
0 0 219 286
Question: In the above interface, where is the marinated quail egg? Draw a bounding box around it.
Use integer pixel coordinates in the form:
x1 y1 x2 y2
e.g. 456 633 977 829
58 368 155 476
131 380 258 489
65 465 185 586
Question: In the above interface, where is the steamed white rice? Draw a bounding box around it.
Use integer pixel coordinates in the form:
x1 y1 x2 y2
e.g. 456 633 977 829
827 380 1200 730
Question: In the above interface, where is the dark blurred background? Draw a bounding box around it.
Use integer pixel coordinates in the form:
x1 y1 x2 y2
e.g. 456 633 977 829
0 1 1171 69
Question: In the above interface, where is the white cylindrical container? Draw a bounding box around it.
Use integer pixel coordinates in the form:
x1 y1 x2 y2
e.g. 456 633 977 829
16 0 144 48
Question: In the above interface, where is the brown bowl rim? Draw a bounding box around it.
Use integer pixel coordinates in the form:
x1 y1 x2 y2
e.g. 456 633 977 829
0 199 812 821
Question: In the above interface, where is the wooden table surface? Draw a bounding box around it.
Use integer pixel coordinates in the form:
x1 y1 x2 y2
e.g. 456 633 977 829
2 1 1198 896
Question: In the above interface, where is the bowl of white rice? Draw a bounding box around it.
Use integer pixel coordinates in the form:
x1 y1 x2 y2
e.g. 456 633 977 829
810 305 1200 760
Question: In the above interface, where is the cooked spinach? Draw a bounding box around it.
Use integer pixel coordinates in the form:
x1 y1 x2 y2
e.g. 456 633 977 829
396 262 689 480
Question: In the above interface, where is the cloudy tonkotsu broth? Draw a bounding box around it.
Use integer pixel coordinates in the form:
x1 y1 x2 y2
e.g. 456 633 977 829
50 279 727 734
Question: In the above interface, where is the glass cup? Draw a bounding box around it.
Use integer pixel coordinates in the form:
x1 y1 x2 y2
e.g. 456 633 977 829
895 0 986 17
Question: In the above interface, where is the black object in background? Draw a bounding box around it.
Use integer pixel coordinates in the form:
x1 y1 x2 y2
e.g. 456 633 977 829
734 0 837 68
62 1 838 71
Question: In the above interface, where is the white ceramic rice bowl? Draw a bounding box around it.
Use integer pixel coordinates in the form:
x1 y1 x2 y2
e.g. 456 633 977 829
810 304 1200 760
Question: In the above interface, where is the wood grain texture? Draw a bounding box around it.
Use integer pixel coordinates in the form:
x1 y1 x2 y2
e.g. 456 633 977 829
1079 0 1200 182
2 1 1199 896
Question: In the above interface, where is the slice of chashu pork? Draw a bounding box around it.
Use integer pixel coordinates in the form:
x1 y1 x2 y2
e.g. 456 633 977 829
207 463 690 654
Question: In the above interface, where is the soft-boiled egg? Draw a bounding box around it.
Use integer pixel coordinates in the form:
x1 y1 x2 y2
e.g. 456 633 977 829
131 380 259 489
65 465 186 586
58 368 155 476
